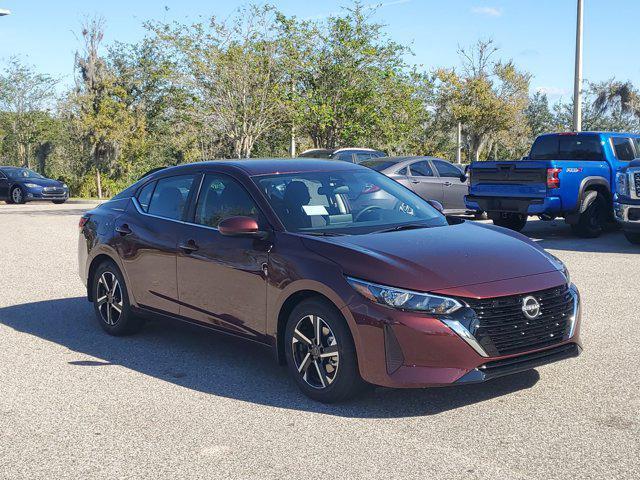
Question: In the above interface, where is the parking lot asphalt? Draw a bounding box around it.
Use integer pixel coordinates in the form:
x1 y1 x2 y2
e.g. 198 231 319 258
0 202 638 479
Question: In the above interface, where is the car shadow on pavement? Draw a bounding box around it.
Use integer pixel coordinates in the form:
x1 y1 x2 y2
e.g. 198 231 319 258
520 220 638 254
0 297 540 418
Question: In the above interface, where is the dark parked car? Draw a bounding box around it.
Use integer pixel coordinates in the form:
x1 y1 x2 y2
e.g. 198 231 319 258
361 156 470 214
299 148 386 163
79 159 581 402
0 166 69 204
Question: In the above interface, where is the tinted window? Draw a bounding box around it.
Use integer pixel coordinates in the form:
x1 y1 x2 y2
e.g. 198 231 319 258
194 175 259 228
336 152 354 162
147 175 195 220
360 160 398 171
634 139 640 159
611 137 636 161
410 161 434 177
0 170 7 180
136 181 156 212
433 160 462 178
354 152 373 162
530 134 603 161
397 167 408 175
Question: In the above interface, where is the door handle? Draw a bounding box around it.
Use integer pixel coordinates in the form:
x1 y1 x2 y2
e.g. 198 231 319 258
410 180 421 184
443 181 453 187
178 240 199 253
115 224 132 236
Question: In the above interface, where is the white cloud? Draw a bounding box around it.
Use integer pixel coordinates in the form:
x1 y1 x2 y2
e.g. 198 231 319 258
535 86 571 97
471 6 503 17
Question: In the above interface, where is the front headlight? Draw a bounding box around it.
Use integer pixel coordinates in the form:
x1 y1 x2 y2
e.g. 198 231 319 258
346 277 463 314
24 183 41 189
616 171 629 196
63 183 68 189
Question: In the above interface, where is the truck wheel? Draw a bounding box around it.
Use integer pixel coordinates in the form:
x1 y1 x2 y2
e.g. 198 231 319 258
624 231 640 245
571 192 607 238
492 213 527 232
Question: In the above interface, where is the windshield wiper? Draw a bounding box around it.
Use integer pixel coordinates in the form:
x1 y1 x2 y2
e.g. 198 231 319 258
374 223 429 233
302 231 347 237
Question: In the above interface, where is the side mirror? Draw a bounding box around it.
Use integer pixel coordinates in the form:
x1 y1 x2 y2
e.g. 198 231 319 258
218 216 267 239
459 173 467 182
426 199 445 214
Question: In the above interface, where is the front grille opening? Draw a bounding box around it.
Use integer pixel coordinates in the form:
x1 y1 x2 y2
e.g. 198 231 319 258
461 285 573 357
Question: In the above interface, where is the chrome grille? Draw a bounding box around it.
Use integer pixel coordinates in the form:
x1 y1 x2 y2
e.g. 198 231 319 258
634 172 640 199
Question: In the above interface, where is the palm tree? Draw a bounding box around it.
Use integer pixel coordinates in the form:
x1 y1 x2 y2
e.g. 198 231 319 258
593 80 640 119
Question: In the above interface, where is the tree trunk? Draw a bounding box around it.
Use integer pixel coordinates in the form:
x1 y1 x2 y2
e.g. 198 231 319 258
290 123 296 158
96 169 102 199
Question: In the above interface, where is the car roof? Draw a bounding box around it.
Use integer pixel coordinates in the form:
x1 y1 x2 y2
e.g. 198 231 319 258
537 131 640 138
153 158 364 177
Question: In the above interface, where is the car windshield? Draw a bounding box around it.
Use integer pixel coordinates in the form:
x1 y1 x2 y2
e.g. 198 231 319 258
360 160 398 171
2 167 44 179
254 169 447 235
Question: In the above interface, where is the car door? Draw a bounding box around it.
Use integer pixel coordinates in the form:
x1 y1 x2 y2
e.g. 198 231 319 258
432 159 468 211
176 173 269 340
407 160 444 203
0 170 9 199
114 174 197 315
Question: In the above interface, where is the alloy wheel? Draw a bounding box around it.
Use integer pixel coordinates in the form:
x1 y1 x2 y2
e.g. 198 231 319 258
291 314 339 389
12 188 22 204
96 271 123 326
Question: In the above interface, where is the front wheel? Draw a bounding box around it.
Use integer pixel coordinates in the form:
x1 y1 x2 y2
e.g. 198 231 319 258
92 261 144 336
624 231 640 245
285 299 366 403
10 187 25 204
492 213 527 232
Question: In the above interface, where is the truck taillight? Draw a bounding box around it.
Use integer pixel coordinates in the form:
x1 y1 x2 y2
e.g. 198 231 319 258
547 168 561 189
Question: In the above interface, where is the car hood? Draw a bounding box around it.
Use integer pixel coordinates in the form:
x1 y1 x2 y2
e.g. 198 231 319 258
301 221 561 293
14 177 63 187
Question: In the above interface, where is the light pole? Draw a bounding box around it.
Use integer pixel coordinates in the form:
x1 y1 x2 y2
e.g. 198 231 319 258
572 0 584 132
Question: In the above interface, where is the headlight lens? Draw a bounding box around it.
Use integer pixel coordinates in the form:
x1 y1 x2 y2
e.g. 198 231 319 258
63 183 68 189
346 277 463 314
24 183 40 189
616 171 629 196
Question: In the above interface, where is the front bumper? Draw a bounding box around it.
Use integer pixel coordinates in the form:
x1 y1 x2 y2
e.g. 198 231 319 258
614 202 640 232
25 190 69 202
343 274 582 389
465 195 561 216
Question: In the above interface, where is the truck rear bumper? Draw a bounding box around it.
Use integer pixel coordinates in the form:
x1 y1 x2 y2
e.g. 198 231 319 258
465 195 561 216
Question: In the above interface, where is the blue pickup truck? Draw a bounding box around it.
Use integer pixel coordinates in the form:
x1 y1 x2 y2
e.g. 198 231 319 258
465 132 640 237
614 158 640 244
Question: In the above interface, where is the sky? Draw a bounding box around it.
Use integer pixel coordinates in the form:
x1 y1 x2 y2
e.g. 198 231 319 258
1 0 639 101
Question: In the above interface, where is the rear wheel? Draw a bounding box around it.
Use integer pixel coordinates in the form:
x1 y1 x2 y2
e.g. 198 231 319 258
284 298 366 403
492 213 527 232
571 192 607 238
10 186 25 204
92 261 144 335
624 231 640 245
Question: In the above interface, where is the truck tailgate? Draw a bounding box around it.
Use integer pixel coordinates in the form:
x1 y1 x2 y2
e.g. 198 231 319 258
469 161 548 198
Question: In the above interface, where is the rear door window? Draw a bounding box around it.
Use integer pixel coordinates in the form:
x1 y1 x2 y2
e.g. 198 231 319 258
147 175 196 220
433 160 463 178
530 134 604 161
409 161 434 177
611 137 636 161
136 181 156 212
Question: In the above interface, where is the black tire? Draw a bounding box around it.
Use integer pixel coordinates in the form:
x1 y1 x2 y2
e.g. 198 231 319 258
284 298 366 403
10 186 25 204
492 213 527 232
624 231 640 245
571 192 607 238
52 199 67 204
92 260 144 336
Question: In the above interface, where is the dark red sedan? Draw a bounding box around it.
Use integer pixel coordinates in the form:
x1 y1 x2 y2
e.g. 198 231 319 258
78 159 582 402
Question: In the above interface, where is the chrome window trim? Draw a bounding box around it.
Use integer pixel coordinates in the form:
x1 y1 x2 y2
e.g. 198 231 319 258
132 196 222 232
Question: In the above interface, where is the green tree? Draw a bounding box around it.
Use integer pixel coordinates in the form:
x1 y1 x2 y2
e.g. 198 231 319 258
0 57 58 168
433 39 531 161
